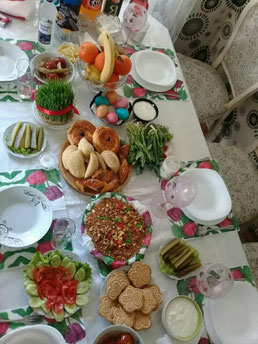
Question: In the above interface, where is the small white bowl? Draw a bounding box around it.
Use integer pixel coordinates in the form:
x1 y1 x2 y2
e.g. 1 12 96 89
134 50 177 87
181 168 232 225
162 296 203 342
93 325 144 344
31 52 75 84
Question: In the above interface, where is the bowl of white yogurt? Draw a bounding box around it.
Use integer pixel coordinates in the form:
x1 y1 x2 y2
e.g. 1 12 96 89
162 295 203 341
132 99 158 123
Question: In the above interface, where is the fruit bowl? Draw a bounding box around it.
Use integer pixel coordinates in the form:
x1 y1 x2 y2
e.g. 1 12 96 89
77 58 128 92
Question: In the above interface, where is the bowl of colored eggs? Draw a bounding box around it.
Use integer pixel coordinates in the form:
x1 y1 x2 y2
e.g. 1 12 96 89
90 90 132 127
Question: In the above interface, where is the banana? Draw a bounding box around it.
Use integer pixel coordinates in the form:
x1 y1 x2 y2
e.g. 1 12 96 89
98 31 115 83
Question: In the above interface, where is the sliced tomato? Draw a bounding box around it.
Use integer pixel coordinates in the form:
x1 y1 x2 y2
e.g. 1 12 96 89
53 266 65 280
37 285 45 300
45 297 56 309
33 266 39 284
63 274 73 283
44 60 57 69
54 295 64 314
38 266 53 283
53 57 66 68
62 283 77 305
48 73 59 80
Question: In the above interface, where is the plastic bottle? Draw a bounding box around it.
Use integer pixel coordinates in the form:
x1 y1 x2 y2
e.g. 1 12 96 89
60 0 82 15
80 0 103 21
38 0 58 48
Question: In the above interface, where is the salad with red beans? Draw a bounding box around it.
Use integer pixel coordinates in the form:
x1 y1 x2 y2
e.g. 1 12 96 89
23 251 92 321
37 57 72 81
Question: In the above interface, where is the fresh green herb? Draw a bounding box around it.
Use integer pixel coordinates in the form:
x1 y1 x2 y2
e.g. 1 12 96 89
114 217 119 222
104 216 109 220
98 216 101 219
126 121 173 177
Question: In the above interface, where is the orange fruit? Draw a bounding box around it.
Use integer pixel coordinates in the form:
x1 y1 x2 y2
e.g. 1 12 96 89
95 52 105 71
105 73 119 89
114 55 132 75
79 42 99 64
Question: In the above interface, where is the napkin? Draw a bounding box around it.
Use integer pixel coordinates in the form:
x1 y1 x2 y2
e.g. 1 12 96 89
0 0 35 20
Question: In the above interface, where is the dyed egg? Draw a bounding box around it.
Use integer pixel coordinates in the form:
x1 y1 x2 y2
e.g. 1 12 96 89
106 90 118 105
115 108 129 120
106 112 118 124
96 105 109 118
115 97 129 109
95 96 109 107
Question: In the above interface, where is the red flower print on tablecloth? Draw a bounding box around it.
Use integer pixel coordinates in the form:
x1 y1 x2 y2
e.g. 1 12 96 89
123 46 136 55
167 207 182 222
198 161 212 169
231 269 243 280
36 241 54 254
0 323 9 335
218 217 232 227
143 233 152 246
26 171 47 185
199 338 209 344
65 323 85 344
183 222 197 237
18 41 34 51
174 80 183 89
133 87 146 97
111 260 126 269
0 253 4 263
126 75 134 84
44 186 63 201
188 278 201 294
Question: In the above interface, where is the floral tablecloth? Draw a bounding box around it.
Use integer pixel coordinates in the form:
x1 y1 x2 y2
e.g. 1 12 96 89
161 160 240 239
123 45 188 101
177 265 255 344
0 38 44 102
0 168 87 344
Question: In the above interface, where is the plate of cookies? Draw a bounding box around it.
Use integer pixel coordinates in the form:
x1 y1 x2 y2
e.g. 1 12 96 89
98 262 163 331
59 120 131 196
82 193 153 275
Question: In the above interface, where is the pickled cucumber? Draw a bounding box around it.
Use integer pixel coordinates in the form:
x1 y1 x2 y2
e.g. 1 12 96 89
50 255 61 268
74 268 86 282
76 294 89 307
8 122 22 147
29 297 42 308
31 125 37 150
24 124 31 149
77 281 90 294
37 127 44 151
14 123 26 149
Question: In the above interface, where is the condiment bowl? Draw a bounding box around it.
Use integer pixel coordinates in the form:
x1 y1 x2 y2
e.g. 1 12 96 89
162 295 203 341
31 52 75 84
93 325 144 344
132 98 159 123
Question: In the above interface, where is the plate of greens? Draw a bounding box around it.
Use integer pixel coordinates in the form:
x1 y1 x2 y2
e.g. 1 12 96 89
23 251 92 321
3 121 47 158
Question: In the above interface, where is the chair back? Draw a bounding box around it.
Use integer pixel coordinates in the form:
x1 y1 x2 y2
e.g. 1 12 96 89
212 0 258 108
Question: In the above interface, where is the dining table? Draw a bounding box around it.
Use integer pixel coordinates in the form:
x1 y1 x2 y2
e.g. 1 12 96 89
0 6 250 344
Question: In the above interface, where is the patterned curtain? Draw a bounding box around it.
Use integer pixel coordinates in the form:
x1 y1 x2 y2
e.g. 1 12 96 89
174 0 258 168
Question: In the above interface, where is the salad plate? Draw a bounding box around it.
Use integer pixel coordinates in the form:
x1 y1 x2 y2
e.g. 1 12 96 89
210 281 258 344
130 53 173 92
0 41 28 82
203 299 223 344
3 122 47 159
23 250 92 321
0 185 53 248
0 324 65 344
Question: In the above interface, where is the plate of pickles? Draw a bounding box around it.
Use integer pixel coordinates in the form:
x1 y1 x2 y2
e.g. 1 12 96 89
3 121 46 158
159 238 202 280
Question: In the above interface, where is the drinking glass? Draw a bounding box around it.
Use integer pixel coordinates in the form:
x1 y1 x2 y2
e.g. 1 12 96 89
16 59 33 100
122 2 148 45
51 218 76 249
196 263 234 299
151 175 197 218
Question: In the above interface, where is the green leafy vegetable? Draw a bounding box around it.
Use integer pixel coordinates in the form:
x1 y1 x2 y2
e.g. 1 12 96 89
126 121 173 177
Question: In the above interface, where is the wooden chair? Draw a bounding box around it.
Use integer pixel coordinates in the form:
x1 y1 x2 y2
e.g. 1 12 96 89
177 0 258 133
207 142 258 225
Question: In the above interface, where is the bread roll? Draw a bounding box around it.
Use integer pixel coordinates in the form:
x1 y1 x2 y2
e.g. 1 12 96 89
92 126 120 154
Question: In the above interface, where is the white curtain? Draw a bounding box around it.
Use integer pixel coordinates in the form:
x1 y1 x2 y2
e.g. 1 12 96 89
150 0 197 42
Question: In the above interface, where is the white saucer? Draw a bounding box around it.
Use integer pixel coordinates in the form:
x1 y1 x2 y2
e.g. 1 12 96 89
203 299 223 344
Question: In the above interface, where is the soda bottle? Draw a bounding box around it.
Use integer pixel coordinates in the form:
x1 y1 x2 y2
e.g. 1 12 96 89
80 0 103 21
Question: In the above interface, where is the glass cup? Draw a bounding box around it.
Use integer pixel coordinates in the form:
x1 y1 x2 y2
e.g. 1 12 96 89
16 59 33 100
196 263 234 299
51 218 76 250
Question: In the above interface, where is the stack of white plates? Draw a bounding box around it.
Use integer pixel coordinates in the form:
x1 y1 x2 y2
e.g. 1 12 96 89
203 281 258 344
0 41 29 82
181 169 232 226
130 49 177 92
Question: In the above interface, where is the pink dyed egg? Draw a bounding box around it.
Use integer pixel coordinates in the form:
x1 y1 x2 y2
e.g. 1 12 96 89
106 112 118 124
96 105 108 118
115 97 129 109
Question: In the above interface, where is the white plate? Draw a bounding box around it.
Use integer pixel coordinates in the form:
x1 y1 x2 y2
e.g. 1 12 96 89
32 102 77 131
182 208 226 226
135 50 177 87
3 122 47 159
181 169 232 224
0 325 65 344
130 53 174 92
203 299 223 344
210 281 258 344
0 42 28 82
0 185 53 248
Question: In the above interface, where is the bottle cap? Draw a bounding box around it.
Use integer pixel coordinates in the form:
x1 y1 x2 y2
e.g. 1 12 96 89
62 0 82 6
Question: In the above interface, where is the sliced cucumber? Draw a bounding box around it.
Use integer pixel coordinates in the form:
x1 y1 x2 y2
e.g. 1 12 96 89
24 279 33 287
61 256 70 268
52 310 65 322
26 283 38 296
77 281 91 294
64 303 77 314
76 294 89 307
26 267 34 280
41 300 51 314
36 261 49 268
50 255 61 268
66 262 76 278
29 296 42 309
8 122 22 147
74 268 86 282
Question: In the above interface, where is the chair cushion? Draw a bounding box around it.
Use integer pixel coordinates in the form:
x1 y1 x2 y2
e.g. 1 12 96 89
207 142 258 225
177 53 229 122
243 242 258 288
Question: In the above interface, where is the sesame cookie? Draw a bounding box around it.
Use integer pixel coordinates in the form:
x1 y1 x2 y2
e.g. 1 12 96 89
107 273 130 300
128 262 151 288
98 295 118 322
133 311 152 331
112 306 135 327
118 285 143 313
140 288 157 315
145 284 163 309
